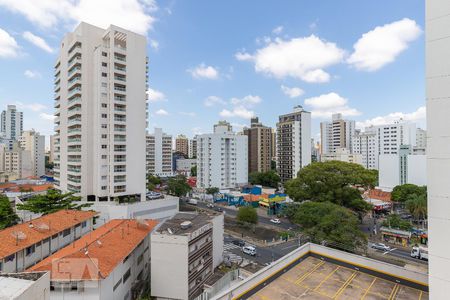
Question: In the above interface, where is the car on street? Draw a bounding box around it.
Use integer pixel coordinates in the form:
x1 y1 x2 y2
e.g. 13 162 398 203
242 245 257 256
214 206 223 212
232 240 245 247
371 243 391 251
270 218 281 224
206 203 214 208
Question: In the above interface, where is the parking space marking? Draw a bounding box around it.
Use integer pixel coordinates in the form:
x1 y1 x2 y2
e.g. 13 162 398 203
314 266 340 292
295 261 325 285
333 271 357 299
360 278 376 300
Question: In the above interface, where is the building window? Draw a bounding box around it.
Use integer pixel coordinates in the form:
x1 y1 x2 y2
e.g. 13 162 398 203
102 72 107 77
101 103 107 108
101 155 107 159
102 62 107 67
81 221 87 228
101 114 107 118
113 278 122 291
26 245 35 256
123 268 131 283
102 52 107 57
101 124 107 129
102 134 107 138
62 228 71 237
102 145 107 149
101 186 107 190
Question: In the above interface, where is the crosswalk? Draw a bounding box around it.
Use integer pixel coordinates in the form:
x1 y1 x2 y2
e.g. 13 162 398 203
223 243 244 264
223 243 242 251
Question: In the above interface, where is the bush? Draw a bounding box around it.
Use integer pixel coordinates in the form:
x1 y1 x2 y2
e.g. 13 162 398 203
237 206 258 225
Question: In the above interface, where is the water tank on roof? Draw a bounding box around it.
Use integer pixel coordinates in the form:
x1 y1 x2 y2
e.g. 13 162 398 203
180 221 192 229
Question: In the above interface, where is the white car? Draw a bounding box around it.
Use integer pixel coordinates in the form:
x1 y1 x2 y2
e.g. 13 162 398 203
206 203 214 208
242 246 257 256
270 218 281 224
371 243 391 251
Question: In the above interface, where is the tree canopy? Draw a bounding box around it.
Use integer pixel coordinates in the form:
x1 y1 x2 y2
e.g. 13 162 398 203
249 170 281 188
237 206 258 225
382 214 413 231
291 201 367 252
0 195 19 229
391 184 427 203
405 194 427 223
167 175 192 197
190 165 197 177
16 189 91 215
206 187 219 195
285 161 375 215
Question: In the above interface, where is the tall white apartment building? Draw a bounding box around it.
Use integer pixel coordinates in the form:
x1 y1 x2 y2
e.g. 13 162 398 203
0 142 32 179
353 121 417 169
188 136 198 158
1 104 23 141
19 130 45 177
320 113 355 154
426 0 450 295
415 128 427 154
197 121 248 189
146 128 173 177
53 22 147 202
276 106 311 182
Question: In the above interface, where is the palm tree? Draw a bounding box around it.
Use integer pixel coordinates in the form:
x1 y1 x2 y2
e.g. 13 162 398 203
405 194 427 228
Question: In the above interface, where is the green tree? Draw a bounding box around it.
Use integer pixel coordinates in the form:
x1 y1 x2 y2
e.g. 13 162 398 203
292 201 367 252
285 161 375 217
237 206 258 225
167 175 192 197
249 170 281 188
190 165 197 177
391 184 427 203
405 194 427 226
0 195 19 229
382 214 412 231
147 174 162 191
206 187 219 195
16 189 91 215
270 160 276 171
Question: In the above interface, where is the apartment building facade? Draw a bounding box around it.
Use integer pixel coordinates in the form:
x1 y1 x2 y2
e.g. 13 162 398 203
53 22 147 202
276 106 311 182
19 130 45 177
151 212 224 300
188 136 198 159
243 117 272 174
1 104 23 141
146 128 173 177
321 147 363 165
176 134 189 157
353 130 378 169
0 210 96 273
320 113 355 155
0 142 32 179
196 121 248 189
30 219 157 300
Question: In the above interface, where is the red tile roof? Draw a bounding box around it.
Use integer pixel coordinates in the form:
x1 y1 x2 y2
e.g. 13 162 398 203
28 219 158 280
367 189 392 202
0 210 98 259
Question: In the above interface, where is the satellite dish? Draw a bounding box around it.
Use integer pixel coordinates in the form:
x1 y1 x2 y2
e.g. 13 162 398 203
97 240 102 246
167 228 173 235
11 231 26 240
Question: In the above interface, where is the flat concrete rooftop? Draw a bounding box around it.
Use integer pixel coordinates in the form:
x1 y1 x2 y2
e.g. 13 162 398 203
245 256 427 300
157 212 218 235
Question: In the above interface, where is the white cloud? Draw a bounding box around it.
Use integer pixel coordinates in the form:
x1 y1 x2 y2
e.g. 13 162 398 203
0 28 19 58
348 18 422 71
22 31 53 53
155 109 169 116
304 92 361 118
231 122 246 130
0 0 157 35
179 112 196 117
220 106 255 119
146 88 167 103
149 39 159 50
39 112 55 121
272 26 283 35
24 69 41 78
237 35 345 83
188 63 219 79
229 95 261 108
281 85 304 98
15 101 47 112
192 127 203 135
356 106 426 129
204 96 225 107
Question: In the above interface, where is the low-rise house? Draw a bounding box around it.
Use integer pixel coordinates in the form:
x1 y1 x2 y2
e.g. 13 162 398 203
0 210 97 273
29 219 158 300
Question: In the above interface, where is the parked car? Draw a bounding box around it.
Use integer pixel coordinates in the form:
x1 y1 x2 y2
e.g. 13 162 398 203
242 245 257 256
207 203 214 208
214 206 223 212
270 218 281 224
187 199 198 205
371 243 391 251
232 240 245 247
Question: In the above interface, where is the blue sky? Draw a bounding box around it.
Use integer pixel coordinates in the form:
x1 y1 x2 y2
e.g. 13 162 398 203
0 0 424 142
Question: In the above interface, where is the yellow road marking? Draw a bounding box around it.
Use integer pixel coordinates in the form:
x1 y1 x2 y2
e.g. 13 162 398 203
295 261 325 285
388 284 399 300
333 272 357 299
360 278 376 300
314 266 340 291
419 291 423 300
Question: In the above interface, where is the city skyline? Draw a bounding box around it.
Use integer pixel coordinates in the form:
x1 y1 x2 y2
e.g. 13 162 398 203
0 0 424 140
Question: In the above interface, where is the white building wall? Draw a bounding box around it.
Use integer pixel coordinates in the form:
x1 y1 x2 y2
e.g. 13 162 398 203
211 214 224 269
147 128 173 177
378 155 400 191
20 130 45 177
1 105 23 141
407 155 427 187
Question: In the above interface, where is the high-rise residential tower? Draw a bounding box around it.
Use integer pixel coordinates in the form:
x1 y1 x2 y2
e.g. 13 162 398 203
53 22 147 202
426 0 450 296
146 128 173 177
175 134 189 157
320 113 355 155
1 104 23 141
276 106 311 182
243 117 272 173
188 136 198 158
19 130 45 177
197 121 248 189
